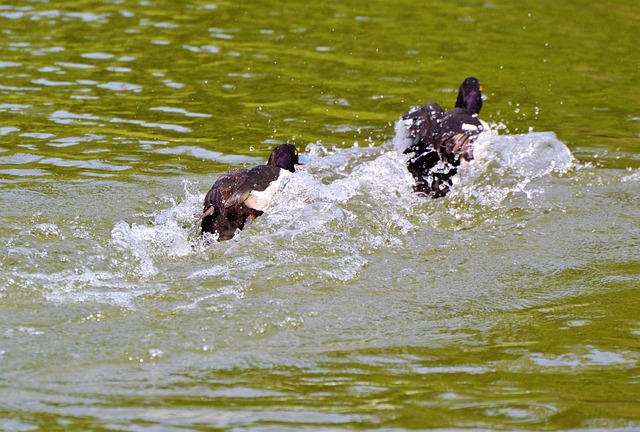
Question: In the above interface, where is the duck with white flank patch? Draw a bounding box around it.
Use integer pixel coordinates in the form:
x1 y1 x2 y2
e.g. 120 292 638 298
200 143 304 241
402 77 485 198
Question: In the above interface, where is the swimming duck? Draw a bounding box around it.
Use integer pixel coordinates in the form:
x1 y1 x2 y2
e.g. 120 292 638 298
402 77 484 198
200 143 303 241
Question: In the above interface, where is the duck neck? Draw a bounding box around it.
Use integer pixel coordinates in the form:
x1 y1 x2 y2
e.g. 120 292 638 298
456 90 482 116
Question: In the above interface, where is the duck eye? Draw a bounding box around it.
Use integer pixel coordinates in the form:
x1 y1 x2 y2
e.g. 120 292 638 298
479 85 483 91
294 150 298 156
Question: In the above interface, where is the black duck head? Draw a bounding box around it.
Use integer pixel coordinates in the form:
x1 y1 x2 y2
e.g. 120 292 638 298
455 77 483 116
267 143 301 173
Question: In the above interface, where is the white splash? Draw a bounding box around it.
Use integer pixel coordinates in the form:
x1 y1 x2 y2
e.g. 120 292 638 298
471 130 575 178
106 128 575 285
109 181 203 279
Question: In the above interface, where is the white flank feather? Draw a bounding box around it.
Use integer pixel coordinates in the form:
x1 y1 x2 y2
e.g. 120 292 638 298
244 169 291 211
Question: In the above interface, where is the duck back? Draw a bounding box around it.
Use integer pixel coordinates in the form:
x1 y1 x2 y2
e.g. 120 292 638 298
201 168 263 241
401 78 485 198
440 107 483 163
200 143 302 241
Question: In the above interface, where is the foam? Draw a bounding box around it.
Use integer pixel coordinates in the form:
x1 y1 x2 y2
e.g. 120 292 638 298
105 129 575 286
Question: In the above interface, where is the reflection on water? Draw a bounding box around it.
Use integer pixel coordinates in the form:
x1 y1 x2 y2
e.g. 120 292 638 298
1 0 639 430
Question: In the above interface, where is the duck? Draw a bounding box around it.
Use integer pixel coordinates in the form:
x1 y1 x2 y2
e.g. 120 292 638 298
200 143 303 241
402 77 484 198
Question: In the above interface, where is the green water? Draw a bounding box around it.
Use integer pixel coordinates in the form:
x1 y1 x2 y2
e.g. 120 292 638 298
1 0 639 430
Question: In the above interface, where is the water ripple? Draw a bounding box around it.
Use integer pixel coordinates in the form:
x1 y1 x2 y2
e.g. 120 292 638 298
0 127 19 136
110 117 191 133
0 168 50 177
55 62 95 69
47 134 105 147
0 104 31 112
31 78 76 86
50 110 100 125
149 106 212 118
39 157 130 172
183 44 220 54
0 61 21 67
97 81 142 92
81 52 114 60
529 346 637 369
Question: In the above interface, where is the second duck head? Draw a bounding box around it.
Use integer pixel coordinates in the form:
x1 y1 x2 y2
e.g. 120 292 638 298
455 77 483 116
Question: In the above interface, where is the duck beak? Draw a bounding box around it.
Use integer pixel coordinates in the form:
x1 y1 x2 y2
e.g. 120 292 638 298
297 154 309 166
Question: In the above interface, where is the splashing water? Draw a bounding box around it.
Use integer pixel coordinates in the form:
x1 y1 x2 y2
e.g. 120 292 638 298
109 124 576 290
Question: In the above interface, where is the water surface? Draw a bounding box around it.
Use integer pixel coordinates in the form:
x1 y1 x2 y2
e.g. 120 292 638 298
1 0 639 430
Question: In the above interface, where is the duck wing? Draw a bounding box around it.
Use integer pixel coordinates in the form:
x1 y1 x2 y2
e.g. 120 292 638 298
440 108 483 163
224 164 284 211
201 168 250 218
402 102 445 153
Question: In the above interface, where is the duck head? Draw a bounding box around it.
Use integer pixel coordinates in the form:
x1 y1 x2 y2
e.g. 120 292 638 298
267 143 303 173
455 77 483 116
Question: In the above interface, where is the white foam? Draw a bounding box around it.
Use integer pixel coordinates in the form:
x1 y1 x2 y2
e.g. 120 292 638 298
107 130 575 285
471 130 575 178
108 181 204 279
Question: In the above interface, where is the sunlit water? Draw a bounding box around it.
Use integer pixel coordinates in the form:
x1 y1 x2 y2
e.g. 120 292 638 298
1 0 639 430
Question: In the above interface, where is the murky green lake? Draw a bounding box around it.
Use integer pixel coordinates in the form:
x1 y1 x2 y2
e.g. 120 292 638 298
1 0 639 430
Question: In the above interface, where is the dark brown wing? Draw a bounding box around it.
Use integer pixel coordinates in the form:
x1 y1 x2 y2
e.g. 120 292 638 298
223 164 282 210
201 168 265 239
402 102 445 153
402 103 453 197
202 168 250 218
440 108 483 163
200 165 283 240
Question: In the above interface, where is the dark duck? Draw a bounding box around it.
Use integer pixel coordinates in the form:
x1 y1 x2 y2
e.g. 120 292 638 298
402 77 485 198
200 143 303 241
